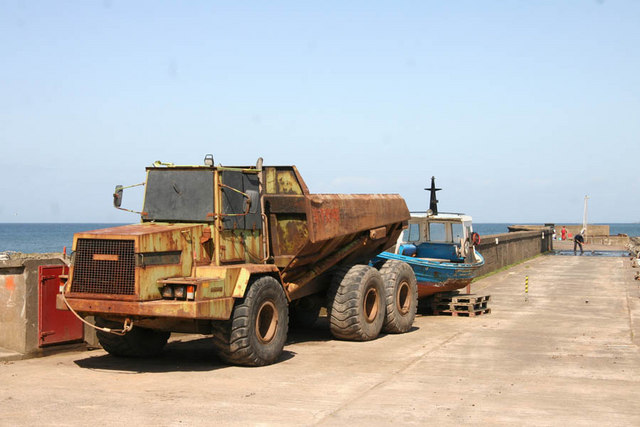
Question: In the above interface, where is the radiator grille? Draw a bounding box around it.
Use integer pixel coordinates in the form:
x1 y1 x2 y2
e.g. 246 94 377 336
71 239 136 295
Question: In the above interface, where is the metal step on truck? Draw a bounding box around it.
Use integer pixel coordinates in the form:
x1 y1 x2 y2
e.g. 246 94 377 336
58 156 418 366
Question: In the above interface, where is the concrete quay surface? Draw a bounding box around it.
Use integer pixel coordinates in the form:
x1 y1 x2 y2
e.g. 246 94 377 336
1 253 639 426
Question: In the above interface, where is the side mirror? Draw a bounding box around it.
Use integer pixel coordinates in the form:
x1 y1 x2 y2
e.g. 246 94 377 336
113 185 123 208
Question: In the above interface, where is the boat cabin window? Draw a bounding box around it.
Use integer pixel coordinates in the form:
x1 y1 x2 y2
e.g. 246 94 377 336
452 223 464 242
403 223 421 242
429 222 447 243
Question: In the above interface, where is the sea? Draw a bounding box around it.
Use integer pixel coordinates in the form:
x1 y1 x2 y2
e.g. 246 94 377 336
1 222 639 254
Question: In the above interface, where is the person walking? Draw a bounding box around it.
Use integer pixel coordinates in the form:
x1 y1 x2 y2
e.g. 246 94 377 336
561 226 567 241
574 229 585 254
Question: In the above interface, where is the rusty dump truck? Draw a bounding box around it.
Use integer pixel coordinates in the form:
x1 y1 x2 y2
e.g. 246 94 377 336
59 157 418 366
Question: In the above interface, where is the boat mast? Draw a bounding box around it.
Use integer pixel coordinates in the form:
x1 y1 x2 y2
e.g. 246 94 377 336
425 176 441 215
582 195 589 237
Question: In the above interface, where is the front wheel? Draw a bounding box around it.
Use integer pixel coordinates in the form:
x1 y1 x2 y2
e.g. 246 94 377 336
212 276 289 366
95 317 170 358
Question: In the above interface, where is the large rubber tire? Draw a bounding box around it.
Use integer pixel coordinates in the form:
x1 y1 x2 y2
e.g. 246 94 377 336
326 265 385 341
212 276 289 366
378 260 418 334
95 317 170 358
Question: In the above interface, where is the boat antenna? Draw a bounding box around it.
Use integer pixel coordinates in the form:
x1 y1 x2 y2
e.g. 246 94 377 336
425 176 441 215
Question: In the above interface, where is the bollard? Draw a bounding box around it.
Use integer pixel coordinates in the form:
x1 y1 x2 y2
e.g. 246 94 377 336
525 276 529 302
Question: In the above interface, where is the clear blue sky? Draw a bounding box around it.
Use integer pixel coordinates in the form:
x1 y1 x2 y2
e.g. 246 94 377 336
1 1 638 223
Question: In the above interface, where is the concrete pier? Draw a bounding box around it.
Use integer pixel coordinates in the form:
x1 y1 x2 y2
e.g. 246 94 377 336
1 252 639 425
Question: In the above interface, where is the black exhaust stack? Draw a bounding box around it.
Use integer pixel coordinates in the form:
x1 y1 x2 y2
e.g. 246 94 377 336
425 176 441 215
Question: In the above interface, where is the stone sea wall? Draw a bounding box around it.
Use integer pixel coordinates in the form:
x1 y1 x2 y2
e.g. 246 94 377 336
475 229 553 277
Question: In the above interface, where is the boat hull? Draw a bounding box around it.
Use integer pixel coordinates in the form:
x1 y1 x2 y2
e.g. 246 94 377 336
416 278 474 298
372 251 484 299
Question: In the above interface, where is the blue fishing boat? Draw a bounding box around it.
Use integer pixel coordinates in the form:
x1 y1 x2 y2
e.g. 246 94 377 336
372 177 484 298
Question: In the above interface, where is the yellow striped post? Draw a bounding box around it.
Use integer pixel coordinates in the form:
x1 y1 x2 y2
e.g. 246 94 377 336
525 276 529 301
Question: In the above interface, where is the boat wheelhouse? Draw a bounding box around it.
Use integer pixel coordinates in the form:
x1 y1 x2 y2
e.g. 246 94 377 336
372 177 484 298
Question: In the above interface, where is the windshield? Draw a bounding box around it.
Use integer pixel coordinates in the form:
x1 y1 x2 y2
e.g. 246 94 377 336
452 223 464 242
143 169 214 222
403 223 421 242
429 222 447 242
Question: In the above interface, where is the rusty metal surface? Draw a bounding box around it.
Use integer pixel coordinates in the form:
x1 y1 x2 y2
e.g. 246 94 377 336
264 166 308 195
68 223 209 301
64 295 236 320
285 235 368 300
260 191 408 299
306 194 409 243
266 192 407 260
416 278 473 298
369 226 387 241
264 195 307 213
39 265 84 346
194 264 279 299
218 230 263 264
273 216 309 256
73 223 200 238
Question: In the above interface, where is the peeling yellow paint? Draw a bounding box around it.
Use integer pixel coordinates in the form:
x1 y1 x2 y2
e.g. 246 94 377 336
232 268 251 298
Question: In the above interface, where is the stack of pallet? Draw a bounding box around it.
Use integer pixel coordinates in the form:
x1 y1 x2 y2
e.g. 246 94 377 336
432 292 491 317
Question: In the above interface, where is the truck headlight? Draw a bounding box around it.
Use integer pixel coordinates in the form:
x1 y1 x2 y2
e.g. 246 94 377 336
161 286 174 298
173 286 186 299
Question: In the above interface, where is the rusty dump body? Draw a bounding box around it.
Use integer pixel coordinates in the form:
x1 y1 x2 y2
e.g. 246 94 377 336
61 163 409 332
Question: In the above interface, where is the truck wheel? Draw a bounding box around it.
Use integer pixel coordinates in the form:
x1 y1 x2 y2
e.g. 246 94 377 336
95 317 170 358
211 276 288 366
327 265 385 341
378 260 417 333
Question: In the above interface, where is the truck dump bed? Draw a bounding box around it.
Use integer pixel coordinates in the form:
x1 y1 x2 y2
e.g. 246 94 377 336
262 167 409 298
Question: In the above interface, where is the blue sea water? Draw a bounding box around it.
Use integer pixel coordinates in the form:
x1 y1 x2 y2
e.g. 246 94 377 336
0 223 125 254
473 223 640 237
1 222 639 254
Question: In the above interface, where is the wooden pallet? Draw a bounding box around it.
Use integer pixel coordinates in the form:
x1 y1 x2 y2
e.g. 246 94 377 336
433 301 489 312
434 293 491 305
431 293 492 317
433 308 492 317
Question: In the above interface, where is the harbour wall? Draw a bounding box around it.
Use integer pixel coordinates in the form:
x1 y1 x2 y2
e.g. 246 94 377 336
475 229 553 277
0 256 64 355
0 254 97 357
509 224 630 247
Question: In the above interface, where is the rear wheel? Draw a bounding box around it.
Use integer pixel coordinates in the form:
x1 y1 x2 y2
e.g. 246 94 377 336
212 276 289 366
95 317 170 358
378 260 417 333
326 265 385 341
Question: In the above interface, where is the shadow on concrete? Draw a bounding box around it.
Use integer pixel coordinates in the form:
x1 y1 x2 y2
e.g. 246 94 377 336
73 335 302 373
72 317 417 372
287 321 333 345
287 316 420 344
74 337 225 373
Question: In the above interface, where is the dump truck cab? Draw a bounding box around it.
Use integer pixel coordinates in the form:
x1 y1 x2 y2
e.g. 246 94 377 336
60 157 416 366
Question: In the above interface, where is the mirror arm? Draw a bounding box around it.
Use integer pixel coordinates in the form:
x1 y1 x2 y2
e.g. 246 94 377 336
113 182 145 214
218 184 254 217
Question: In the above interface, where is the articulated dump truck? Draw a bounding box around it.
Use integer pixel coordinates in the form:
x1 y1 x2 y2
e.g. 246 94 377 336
59 157 417 366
